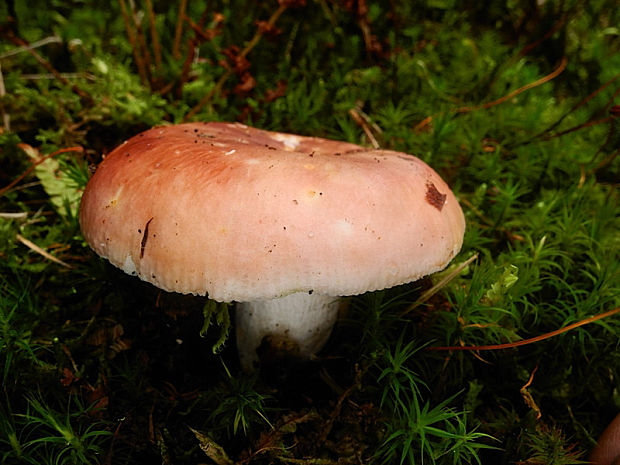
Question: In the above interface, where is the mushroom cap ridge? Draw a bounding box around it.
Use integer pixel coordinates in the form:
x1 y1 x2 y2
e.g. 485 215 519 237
79 122 466 302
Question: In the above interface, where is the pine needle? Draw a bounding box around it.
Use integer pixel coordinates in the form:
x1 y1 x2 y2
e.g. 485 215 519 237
15 233 72 269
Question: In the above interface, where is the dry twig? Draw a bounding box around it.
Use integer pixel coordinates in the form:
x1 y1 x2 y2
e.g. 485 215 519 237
145 0 163 70
173 0 189 59
520 365 542 419
118 0 150 86
426 306 620 351
16 233 72 268
0 146 84 198
400 253 479 317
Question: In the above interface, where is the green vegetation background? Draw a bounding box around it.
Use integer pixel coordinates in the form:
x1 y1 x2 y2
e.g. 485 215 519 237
0 1 619 464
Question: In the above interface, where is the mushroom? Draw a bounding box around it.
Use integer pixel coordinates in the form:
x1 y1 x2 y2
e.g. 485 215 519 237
591 412 620 465
79 122 465 371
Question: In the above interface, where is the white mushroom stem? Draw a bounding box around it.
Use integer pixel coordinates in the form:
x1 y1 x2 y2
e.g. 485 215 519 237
235 292 340 371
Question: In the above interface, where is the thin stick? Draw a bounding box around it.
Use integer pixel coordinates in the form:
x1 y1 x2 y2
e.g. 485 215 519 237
349 108 380 148
0 146 84 198
400 253 479 317
520 365 541 419
18 72 95 80
528 73 620 143
592 147 619 174
176 7 218 99
0 62 9 131
145 0 162 70
176 6 213 98
514 78 620 149
131 0 153 85
0 212 28 219
540 115 614 141
426 306 620 351
172 0 188 59
176 36 197 98
415 57 568 132
518 8 570 57
3 34 92 102
454 56 568 114
16 233 72 268
118 0 149 86
0 35 62 59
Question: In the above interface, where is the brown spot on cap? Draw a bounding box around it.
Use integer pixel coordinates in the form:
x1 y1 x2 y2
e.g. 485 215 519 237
426 182 447 211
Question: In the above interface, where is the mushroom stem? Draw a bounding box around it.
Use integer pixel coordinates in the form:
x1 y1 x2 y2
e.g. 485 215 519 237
235 292 340 371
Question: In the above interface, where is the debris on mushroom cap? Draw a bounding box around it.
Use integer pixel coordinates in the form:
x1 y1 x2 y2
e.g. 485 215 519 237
79 122 465 302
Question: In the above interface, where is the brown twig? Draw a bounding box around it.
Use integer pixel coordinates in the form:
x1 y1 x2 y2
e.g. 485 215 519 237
0 146 84 198
131 1 153 85
355 0 380 57
118 0 150 86
176 35 197 99
184 3 288 121
16 233 73 268
454 56 568 114
540 115 614 141
0 36 62 60
317 363 366 444
349 108 380 148
426 306 620 351
520 365 542 419
0 62 9 131
517 7 570 57
145 0 163 70
414 57 568 134
592 147 619 175
400 254 479 317
2 33 92 103
516 73 620 147
172 0 188 59
176 7 218 99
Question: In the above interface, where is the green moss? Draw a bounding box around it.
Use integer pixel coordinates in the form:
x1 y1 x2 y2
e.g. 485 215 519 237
0 0 618 463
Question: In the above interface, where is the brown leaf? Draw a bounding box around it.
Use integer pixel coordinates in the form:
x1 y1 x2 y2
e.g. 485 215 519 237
234 72 256 95
255 20 281 38
264 81 287 103
190 427 235 465
60 367 79 387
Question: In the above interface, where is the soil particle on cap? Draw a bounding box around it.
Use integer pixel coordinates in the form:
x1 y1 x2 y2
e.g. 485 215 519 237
425 181 447 211
140 217 154 259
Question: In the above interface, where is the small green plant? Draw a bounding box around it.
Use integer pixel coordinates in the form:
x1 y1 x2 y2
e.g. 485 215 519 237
8 396 111 465
377 395 494 465
204 360 273 438
373 334 495 464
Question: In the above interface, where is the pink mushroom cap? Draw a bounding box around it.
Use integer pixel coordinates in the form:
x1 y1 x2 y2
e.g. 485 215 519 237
79 122 465 303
